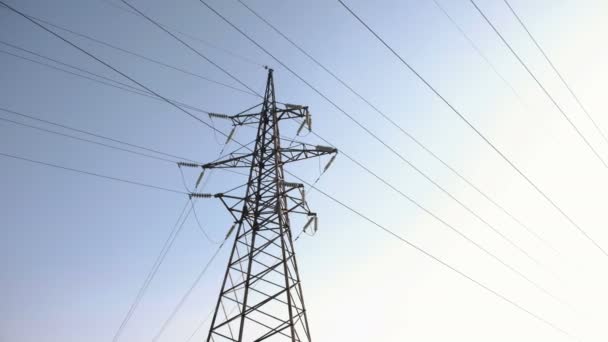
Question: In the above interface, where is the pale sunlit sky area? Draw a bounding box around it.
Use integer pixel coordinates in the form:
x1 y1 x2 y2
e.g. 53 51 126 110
1 0 608 341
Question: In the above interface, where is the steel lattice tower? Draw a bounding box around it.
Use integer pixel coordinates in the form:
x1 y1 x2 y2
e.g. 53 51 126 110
187 69 337 341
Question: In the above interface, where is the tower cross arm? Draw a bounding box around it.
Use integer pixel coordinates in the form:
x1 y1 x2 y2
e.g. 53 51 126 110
279 142 338 164
212 104 311 127
202 152 254 169
275 105 310 122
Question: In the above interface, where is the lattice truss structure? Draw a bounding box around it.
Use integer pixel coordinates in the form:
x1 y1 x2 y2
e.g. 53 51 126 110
184 69 337 341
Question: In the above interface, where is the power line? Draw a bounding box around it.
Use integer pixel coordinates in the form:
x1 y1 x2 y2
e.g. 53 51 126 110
103 0 567 328
0 151 185 194
1 2 259 197
172 125 573 340
151 135 252 342
337 0 608 258
0 21 250 341
236 0 558 254
501 0 608 149
194 0 567 302
288 172 574 339
110 149 237 342
3 0 573 335
109 136 248 342
1 3 271 341
0 106 199 163
424 1 559 253
0 47 212 115
12 11 258 97
114 0 568 310
0 47 146 96
152 232 228 342
429 0 529 111
0 107 252 182
0 39 150 94
111 200 193 342
0 48 240 336
2 7 256 338
0 0 238 158
468 0 608 169
110 138 236 342
98 0 266 68
305 129 568 306
117 0 262 97
185 308 215 342
0 115 177 164
190 198 222 245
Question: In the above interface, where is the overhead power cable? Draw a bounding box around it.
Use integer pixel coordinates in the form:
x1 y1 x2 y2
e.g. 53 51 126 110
151 230 227 342
117 0 568 309
0 0 242 158
0 151 185 194
98 0 266 68
0 39 164 100
10 12 258 97
2 1 572 335
0 5 556 278
111 138 237 341
501 0 608 148
289 173 574 339
153 120 257 341
117 0 262 97
0 106 199 163
468 0 608 169
305 129 568 304
4 7 251 335
429 0 528 110
337 0 608 258
0 39 151 94
185 309 215 342
191 199 222 244
194 0 567 297
0 47 212 115
0 107 250 181
235 0 557 253
110 130 237 342
111 200 193 342
0 115 177 164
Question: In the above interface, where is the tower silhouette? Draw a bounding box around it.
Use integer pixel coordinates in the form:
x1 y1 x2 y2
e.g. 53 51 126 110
189 69 336 341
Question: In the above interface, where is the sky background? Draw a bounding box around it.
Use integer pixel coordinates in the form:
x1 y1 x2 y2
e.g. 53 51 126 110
1 0 608 341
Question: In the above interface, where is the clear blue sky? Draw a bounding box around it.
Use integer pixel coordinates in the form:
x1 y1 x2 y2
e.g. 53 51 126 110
2 0 608 341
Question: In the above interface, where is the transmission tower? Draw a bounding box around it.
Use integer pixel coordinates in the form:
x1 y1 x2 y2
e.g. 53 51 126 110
186 69 337 341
